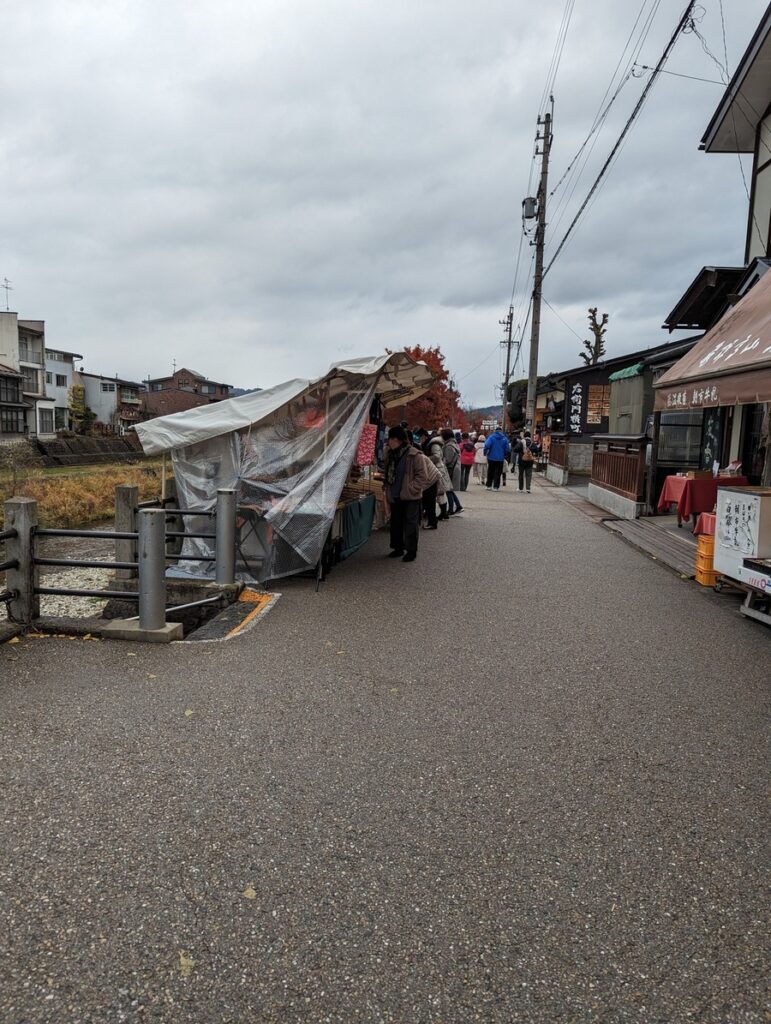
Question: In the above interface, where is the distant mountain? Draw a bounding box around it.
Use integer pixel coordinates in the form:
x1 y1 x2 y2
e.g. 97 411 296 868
470 405 501 418
230 387 262 398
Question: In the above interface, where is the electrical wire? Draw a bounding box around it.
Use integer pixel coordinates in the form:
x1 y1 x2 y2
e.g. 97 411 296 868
538 0 576 115
687 13 768 242
544 0 698 277
543 297 584 341
548 0 665 242
633 62 722 85
550 0 652 203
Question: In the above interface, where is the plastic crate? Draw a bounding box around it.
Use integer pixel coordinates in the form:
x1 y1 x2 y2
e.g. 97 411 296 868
697 535 715 555
695 566 720 587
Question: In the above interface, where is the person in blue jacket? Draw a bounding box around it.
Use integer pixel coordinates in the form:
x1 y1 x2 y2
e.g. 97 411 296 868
483 428 511 490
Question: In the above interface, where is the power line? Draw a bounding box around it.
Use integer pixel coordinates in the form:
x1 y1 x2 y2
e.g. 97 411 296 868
538 0 576 115
548 0 664 242
543 297 584 341
544 0 698 278
633 62 722 84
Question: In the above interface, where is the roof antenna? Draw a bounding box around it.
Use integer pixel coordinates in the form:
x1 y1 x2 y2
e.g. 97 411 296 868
2 277 13 312
172 358 177 374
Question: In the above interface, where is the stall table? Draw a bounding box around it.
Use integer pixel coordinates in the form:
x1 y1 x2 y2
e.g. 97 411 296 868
657 475 749 527
694 512 716 536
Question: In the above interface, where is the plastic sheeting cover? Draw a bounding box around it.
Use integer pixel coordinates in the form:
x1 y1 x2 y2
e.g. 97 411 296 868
169 378 376 582
136 351 435 455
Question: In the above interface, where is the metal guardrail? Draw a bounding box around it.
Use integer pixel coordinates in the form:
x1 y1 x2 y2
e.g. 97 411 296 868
14 488 237 633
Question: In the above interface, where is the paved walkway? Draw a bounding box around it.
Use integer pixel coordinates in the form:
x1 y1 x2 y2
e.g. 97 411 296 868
0 479 768 1023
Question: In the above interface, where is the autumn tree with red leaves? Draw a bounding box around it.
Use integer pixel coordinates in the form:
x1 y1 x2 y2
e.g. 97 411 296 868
384 346 468 431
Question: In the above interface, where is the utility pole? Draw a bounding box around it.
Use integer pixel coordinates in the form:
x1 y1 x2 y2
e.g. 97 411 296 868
499 305 514 432
525 109 552 430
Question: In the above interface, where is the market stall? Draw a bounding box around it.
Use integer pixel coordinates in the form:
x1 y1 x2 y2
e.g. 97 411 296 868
135 353 435 583
657 473 750 527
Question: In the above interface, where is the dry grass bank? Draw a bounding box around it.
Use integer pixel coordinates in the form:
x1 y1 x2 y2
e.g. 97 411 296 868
0 465 161 528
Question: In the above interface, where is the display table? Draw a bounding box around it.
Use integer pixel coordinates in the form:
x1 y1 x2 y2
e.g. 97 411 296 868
694 512 716 536
657 475 749 526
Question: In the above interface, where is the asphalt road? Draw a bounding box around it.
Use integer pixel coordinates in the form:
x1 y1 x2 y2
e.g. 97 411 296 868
0 478 768 1023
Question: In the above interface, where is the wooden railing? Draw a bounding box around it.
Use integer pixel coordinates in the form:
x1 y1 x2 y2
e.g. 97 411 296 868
548 432 569 469
590 434 647 501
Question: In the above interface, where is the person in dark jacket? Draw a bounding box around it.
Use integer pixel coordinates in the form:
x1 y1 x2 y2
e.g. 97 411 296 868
513 431 536 492
483 428 512 491
382 426 432 561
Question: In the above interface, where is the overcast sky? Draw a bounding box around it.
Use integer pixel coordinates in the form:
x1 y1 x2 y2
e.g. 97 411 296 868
0 0 765 406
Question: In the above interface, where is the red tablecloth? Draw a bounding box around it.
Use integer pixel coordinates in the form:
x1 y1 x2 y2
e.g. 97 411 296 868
694 512 716 536
657 475 749 520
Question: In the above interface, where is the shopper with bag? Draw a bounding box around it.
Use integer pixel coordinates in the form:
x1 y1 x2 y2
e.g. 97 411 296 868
513 431 536 493
382 426 431 562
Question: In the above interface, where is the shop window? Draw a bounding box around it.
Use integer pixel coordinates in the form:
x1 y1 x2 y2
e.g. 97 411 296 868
586 385 611 425
741 403 765 485
659 410 703 465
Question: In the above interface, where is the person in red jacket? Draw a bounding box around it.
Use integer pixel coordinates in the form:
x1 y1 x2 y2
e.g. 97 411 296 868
458 432 476 492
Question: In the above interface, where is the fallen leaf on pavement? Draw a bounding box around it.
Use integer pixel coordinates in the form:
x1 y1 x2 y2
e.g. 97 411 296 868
184 709 195 717
126 652 137 657
179 951 196 978
148 674 157 679
7 636 20 644
243 886 257 900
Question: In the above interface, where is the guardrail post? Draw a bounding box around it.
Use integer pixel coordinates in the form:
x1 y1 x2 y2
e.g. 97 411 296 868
115 485 138 580
138 509 166 631
4 497 39 625
215 488 236 585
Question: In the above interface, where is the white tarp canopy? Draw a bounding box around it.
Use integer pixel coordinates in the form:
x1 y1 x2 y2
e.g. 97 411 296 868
135 352 435 455
133 352 435 582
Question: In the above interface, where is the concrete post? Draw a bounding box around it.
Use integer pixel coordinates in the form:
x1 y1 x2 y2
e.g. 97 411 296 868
114 484 139 579
4 497 39 625
138 509 166 631
215 488 236 585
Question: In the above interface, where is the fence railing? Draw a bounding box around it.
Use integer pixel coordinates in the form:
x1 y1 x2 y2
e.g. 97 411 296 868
3 489 236 634
0 526 19 608
590 434 647 501
548 433 569 470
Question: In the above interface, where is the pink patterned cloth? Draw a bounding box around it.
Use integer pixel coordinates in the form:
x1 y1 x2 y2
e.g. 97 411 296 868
356 423 377 466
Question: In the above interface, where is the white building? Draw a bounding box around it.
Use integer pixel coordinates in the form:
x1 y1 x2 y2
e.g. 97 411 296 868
44 348 83 432
79 371 144 434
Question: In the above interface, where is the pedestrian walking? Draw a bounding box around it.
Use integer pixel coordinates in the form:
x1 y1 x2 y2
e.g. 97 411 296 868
440 428 463 515
425 431 453 520
483 428 511 491
459 432 476 491
513 431 536 493
473 434 488 485
382 426 431 562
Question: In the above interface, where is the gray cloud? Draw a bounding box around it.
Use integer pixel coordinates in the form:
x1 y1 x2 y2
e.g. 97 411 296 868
0 0 761 405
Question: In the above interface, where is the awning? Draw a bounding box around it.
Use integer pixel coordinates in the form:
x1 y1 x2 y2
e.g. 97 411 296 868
608 362 644 381
654 268 771 412
135 351 436 455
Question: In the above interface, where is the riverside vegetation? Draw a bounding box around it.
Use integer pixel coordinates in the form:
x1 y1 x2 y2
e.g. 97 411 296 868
0 457 161 529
